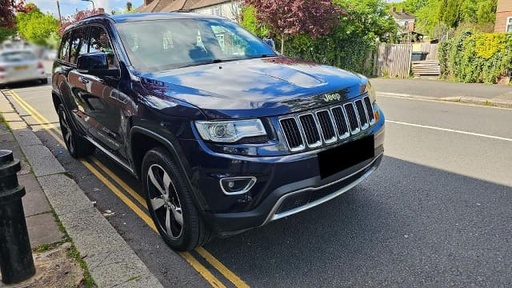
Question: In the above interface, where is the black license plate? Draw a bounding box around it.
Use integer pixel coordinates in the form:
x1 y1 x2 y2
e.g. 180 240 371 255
318 136 375 179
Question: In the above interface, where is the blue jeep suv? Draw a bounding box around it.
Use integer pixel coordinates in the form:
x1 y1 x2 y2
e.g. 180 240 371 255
52 12 385 251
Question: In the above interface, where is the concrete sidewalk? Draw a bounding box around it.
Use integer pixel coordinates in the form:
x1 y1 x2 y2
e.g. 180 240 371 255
371 78 512 108
0 91 163 287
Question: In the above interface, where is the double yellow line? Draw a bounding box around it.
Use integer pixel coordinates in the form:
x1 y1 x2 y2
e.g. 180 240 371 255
7 89 249 288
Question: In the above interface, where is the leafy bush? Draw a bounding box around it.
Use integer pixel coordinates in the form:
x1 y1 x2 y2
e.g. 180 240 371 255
439 31 512 84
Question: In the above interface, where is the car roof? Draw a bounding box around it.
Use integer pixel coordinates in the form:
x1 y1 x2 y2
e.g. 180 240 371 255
64 12 225 33
83 12 223 24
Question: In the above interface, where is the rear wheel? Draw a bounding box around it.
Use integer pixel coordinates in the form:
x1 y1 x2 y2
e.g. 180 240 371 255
142 146 211 251
57 104 95 158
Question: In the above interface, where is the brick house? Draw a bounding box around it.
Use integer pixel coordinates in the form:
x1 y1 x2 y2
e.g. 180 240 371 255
135 0 242 22
495 0 512 33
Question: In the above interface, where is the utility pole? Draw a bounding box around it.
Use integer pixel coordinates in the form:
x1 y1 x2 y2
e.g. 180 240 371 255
56 0 62 23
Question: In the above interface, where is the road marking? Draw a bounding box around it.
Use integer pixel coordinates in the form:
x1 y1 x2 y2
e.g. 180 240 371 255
8 89 249 288
91 157 147 207
196 247 250 288
378 92 512 110
387 120 512 142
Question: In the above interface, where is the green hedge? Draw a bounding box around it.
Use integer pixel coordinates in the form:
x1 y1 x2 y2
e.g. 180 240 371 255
283 34 376 76
439 32 512 84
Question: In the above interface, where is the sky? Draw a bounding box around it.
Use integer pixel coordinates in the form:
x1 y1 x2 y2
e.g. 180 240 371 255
26 0 143 18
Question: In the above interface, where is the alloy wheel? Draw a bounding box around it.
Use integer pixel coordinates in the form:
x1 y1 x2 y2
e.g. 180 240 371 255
58 108 75 154
146 163 184 239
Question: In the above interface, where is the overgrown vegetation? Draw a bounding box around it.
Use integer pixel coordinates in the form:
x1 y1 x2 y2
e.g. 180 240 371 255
16 3 59 47
439 31 512 84
392 0 498 37
241 0 397 75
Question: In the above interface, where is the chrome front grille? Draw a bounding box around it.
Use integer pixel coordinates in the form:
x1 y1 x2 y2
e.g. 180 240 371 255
279 96 375 152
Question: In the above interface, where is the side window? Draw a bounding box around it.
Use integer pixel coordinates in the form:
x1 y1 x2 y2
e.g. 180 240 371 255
89 26 118 69
69 27 88 64
58 32 71 62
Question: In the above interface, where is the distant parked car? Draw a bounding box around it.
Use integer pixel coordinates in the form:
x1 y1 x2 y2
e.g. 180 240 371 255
0 49 48 88
52 13 385 251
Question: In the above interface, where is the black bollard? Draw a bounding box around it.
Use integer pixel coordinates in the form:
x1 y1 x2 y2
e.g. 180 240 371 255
0 150 35 284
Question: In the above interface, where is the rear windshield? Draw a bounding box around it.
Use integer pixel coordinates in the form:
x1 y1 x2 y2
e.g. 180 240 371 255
116 18 276 71
0 51 37 62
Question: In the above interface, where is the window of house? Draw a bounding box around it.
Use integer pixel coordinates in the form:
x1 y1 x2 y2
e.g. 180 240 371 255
507 17 512 33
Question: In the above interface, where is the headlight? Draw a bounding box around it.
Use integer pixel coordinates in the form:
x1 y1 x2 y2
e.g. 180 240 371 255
195 119 267 143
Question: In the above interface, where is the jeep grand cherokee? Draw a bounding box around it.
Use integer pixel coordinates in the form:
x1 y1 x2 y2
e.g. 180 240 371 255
52 13 385 251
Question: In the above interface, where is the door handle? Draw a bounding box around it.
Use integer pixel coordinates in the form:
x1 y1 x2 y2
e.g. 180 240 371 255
79 76 89 84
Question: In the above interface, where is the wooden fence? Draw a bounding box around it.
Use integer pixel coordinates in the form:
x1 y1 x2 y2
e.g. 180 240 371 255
376 44 412 78
375 43 439 78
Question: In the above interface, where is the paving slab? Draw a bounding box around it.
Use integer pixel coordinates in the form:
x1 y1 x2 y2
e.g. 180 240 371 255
19 144 66 177
20 174 52 217
38 174 164 288
12 128 44 147
26 213 65 248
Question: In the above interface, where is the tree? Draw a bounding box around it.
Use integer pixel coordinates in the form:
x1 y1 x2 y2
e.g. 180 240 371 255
244 0 344 54
16 3 59 46
59 9 100 35
398 0 498 35
0 0 25 42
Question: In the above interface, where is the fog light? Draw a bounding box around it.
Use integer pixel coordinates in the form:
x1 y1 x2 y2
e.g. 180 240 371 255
220 176 257 195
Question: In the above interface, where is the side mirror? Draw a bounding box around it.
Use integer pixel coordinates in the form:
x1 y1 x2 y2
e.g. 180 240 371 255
76 53 119 77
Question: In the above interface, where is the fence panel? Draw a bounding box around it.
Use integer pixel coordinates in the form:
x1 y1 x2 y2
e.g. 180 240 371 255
377 44 412 79
420 43 439 60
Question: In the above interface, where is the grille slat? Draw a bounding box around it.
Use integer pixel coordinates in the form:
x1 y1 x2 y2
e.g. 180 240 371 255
344 103 360 133
317 110 336 142
355 100 368 129
280 96 374 152
363 97 375 124
299 114 321 146
331 107 349 138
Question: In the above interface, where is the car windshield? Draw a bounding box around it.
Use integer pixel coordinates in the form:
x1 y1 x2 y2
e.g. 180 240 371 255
0 51 36 62
116 18 277 71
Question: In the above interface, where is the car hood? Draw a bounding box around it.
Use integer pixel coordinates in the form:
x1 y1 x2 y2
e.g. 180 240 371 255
139 57 368 119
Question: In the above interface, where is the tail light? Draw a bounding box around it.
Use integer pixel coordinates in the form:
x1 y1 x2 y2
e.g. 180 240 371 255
0 66 5 72
37 62 44 69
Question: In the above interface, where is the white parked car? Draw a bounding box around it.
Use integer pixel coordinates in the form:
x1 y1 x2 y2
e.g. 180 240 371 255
0 49 48 88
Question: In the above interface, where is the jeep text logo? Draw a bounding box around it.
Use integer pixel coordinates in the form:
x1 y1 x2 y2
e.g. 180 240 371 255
323 93 341 102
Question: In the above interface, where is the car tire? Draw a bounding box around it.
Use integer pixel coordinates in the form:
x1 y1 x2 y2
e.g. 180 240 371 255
142 146 212 251
57 104 95 158
41 78 48 85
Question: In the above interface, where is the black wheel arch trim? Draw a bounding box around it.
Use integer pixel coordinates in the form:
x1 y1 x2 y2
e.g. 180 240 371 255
129 126 211 214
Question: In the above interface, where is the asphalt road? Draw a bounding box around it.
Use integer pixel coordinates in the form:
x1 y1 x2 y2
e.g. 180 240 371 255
4 81 512 287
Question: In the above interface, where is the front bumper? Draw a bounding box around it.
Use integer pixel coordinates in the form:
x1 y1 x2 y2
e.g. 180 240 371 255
184 120 385 236
209 150 383 236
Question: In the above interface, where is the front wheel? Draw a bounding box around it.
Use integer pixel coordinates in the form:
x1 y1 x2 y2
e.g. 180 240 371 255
142 146 211 251
57 104 95 158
